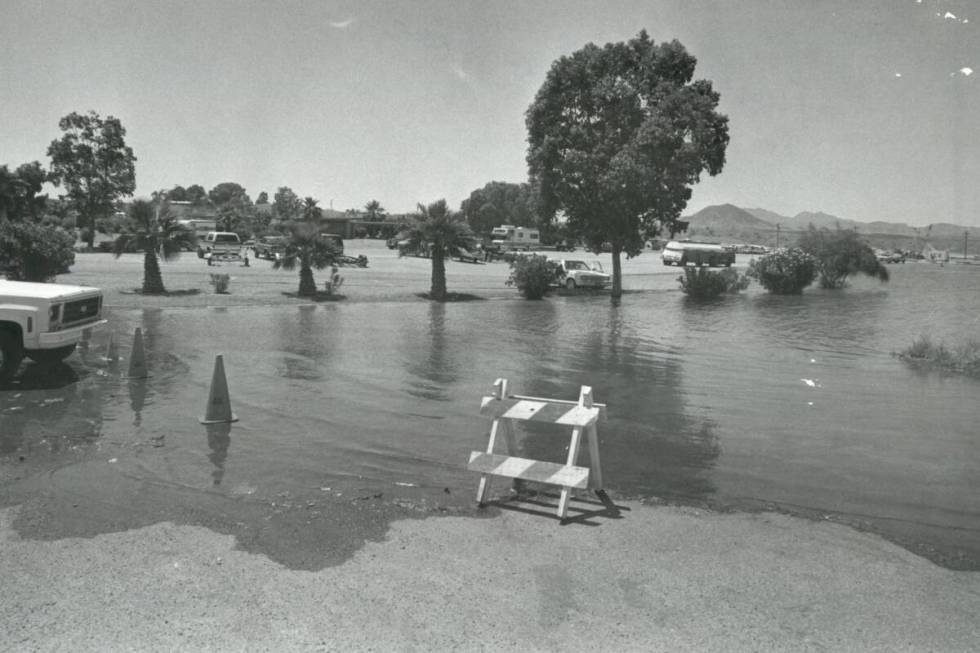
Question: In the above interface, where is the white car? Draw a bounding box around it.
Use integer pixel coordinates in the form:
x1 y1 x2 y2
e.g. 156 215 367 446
552 259 611 289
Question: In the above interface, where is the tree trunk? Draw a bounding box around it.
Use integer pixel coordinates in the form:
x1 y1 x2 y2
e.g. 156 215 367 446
430 248 447 301
86 213 96 250
298 265 317 296
611 244 623 298
143 248 166 294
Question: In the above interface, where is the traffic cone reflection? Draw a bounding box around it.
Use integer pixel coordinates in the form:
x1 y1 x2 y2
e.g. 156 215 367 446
126 328 149 379
199 354 238 424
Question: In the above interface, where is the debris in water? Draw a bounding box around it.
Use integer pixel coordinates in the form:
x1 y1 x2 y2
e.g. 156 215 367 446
394 481 418 487
108 458 118 463
801 378 820 388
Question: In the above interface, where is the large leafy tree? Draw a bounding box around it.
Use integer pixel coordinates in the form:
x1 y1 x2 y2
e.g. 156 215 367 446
526 31 729 297
272 186 304 225
273 220 342 296
208 182 254 235
400 199 475 301
47 111 137 249
797 226 889 289
113 199 198 294
460 181 537 237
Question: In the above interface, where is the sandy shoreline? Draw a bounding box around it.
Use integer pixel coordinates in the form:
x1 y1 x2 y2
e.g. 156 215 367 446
2 499 978 652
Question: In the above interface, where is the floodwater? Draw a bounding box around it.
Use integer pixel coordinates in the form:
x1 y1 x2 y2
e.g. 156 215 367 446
2 260 978 569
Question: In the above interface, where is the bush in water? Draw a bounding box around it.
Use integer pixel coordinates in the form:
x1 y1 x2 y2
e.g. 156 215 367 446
506 254 559 300
747 248 817 295
209 273 230 294
897 335 980 377
678 267 750 298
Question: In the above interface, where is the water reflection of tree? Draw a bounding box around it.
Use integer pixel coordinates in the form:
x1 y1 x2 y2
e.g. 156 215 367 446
275 305 334 381
518 302 720 503
134 307 189 396
751 291 887 355
402 302 458 401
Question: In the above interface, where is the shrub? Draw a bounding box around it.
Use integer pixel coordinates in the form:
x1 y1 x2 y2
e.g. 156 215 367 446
678 267 750 298
0 221 76 281
897 336 980 377
209 273 230 293
746 248 817 294
506 254 559 299
797 226 888 289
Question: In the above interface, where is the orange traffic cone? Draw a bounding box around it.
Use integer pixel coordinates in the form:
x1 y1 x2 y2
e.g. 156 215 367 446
199 354 238 424
126 328 149 379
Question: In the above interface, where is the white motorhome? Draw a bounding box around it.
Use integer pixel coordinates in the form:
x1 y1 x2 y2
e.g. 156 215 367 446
490 225 540 251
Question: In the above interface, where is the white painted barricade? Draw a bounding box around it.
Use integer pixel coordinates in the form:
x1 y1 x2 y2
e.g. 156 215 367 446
468 378 605 520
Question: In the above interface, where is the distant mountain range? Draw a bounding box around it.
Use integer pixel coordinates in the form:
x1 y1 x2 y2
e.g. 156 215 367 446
681 204 979 253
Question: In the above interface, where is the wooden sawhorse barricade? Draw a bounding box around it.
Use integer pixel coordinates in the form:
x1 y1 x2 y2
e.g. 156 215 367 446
467 378 605 520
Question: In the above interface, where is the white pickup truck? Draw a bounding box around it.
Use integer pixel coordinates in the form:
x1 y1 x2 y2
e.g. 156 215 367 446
0 280 106 382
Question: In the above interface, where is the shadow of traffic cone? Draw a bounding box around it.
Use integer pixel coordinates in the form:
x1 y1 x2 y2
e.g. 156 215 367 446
199 354 238 424
103 331 119 364
126 328 149 379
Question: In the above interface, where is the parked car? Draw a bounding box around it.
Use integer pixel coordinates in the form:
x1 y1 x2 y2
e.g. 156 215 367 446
551 259 611 289
453 242 484 263
254 235 287 260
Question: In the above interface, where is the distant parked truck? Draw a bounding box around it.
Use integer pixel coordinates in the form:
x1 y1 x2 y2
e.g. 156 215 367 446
0 279 106 382
490 225 540 251
661 241 736 267
198 231 242 263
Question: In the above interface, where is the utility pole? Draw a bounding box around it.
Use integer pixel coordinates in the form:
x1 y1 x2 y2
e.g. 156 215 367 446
966 230 969 259
776 224 781 249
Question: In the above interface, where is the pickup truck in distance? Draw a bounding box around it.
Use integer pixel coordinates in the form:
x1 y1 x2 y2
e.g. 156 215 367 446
0 279 106 382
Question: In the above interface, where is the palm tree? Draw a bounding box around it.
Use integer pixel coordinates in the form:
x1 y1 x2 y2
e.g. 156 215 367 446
364 199 386 222
113 199 197 294
273 220 342 296
400 199 475 301
302 197 322 222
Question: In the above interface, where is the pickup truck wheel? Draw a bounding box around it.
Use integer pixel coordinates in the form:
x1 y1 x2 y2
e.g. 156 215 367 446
25 344 77 365
565 278 577 290
0 331 24 383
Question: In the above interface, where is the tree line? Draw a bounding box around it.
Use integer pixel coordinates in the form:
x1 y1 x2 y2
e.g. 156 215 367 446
5 31 740 300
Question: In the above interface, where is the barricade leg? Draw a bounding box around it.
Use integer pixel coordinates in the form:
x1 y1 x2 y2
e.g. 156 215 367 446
557 425 583 519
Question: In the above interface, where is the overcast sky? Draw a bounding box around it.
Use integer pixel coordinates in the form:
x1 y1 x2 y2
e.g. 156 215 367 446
2 0 977 226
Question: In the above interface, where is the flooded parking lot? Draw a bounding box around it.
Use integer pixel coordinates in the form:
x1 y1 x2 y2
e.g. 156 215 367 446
2 245 978 569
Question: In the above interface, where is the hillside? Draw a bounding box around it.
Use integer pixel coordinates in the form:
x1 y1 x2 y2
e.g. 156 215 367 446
683 204 776 244
682 204 980 254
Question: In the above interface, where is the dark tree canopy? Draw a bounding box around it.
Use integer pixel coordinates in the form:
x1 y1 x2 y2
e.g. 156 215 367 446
47 111 137 249
797 226 889 289
208 182 254 235
363 199 386 222
0 162 48 222
0 220 75 282
273 186 303 224
460 181 537 236
526 31 729 296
